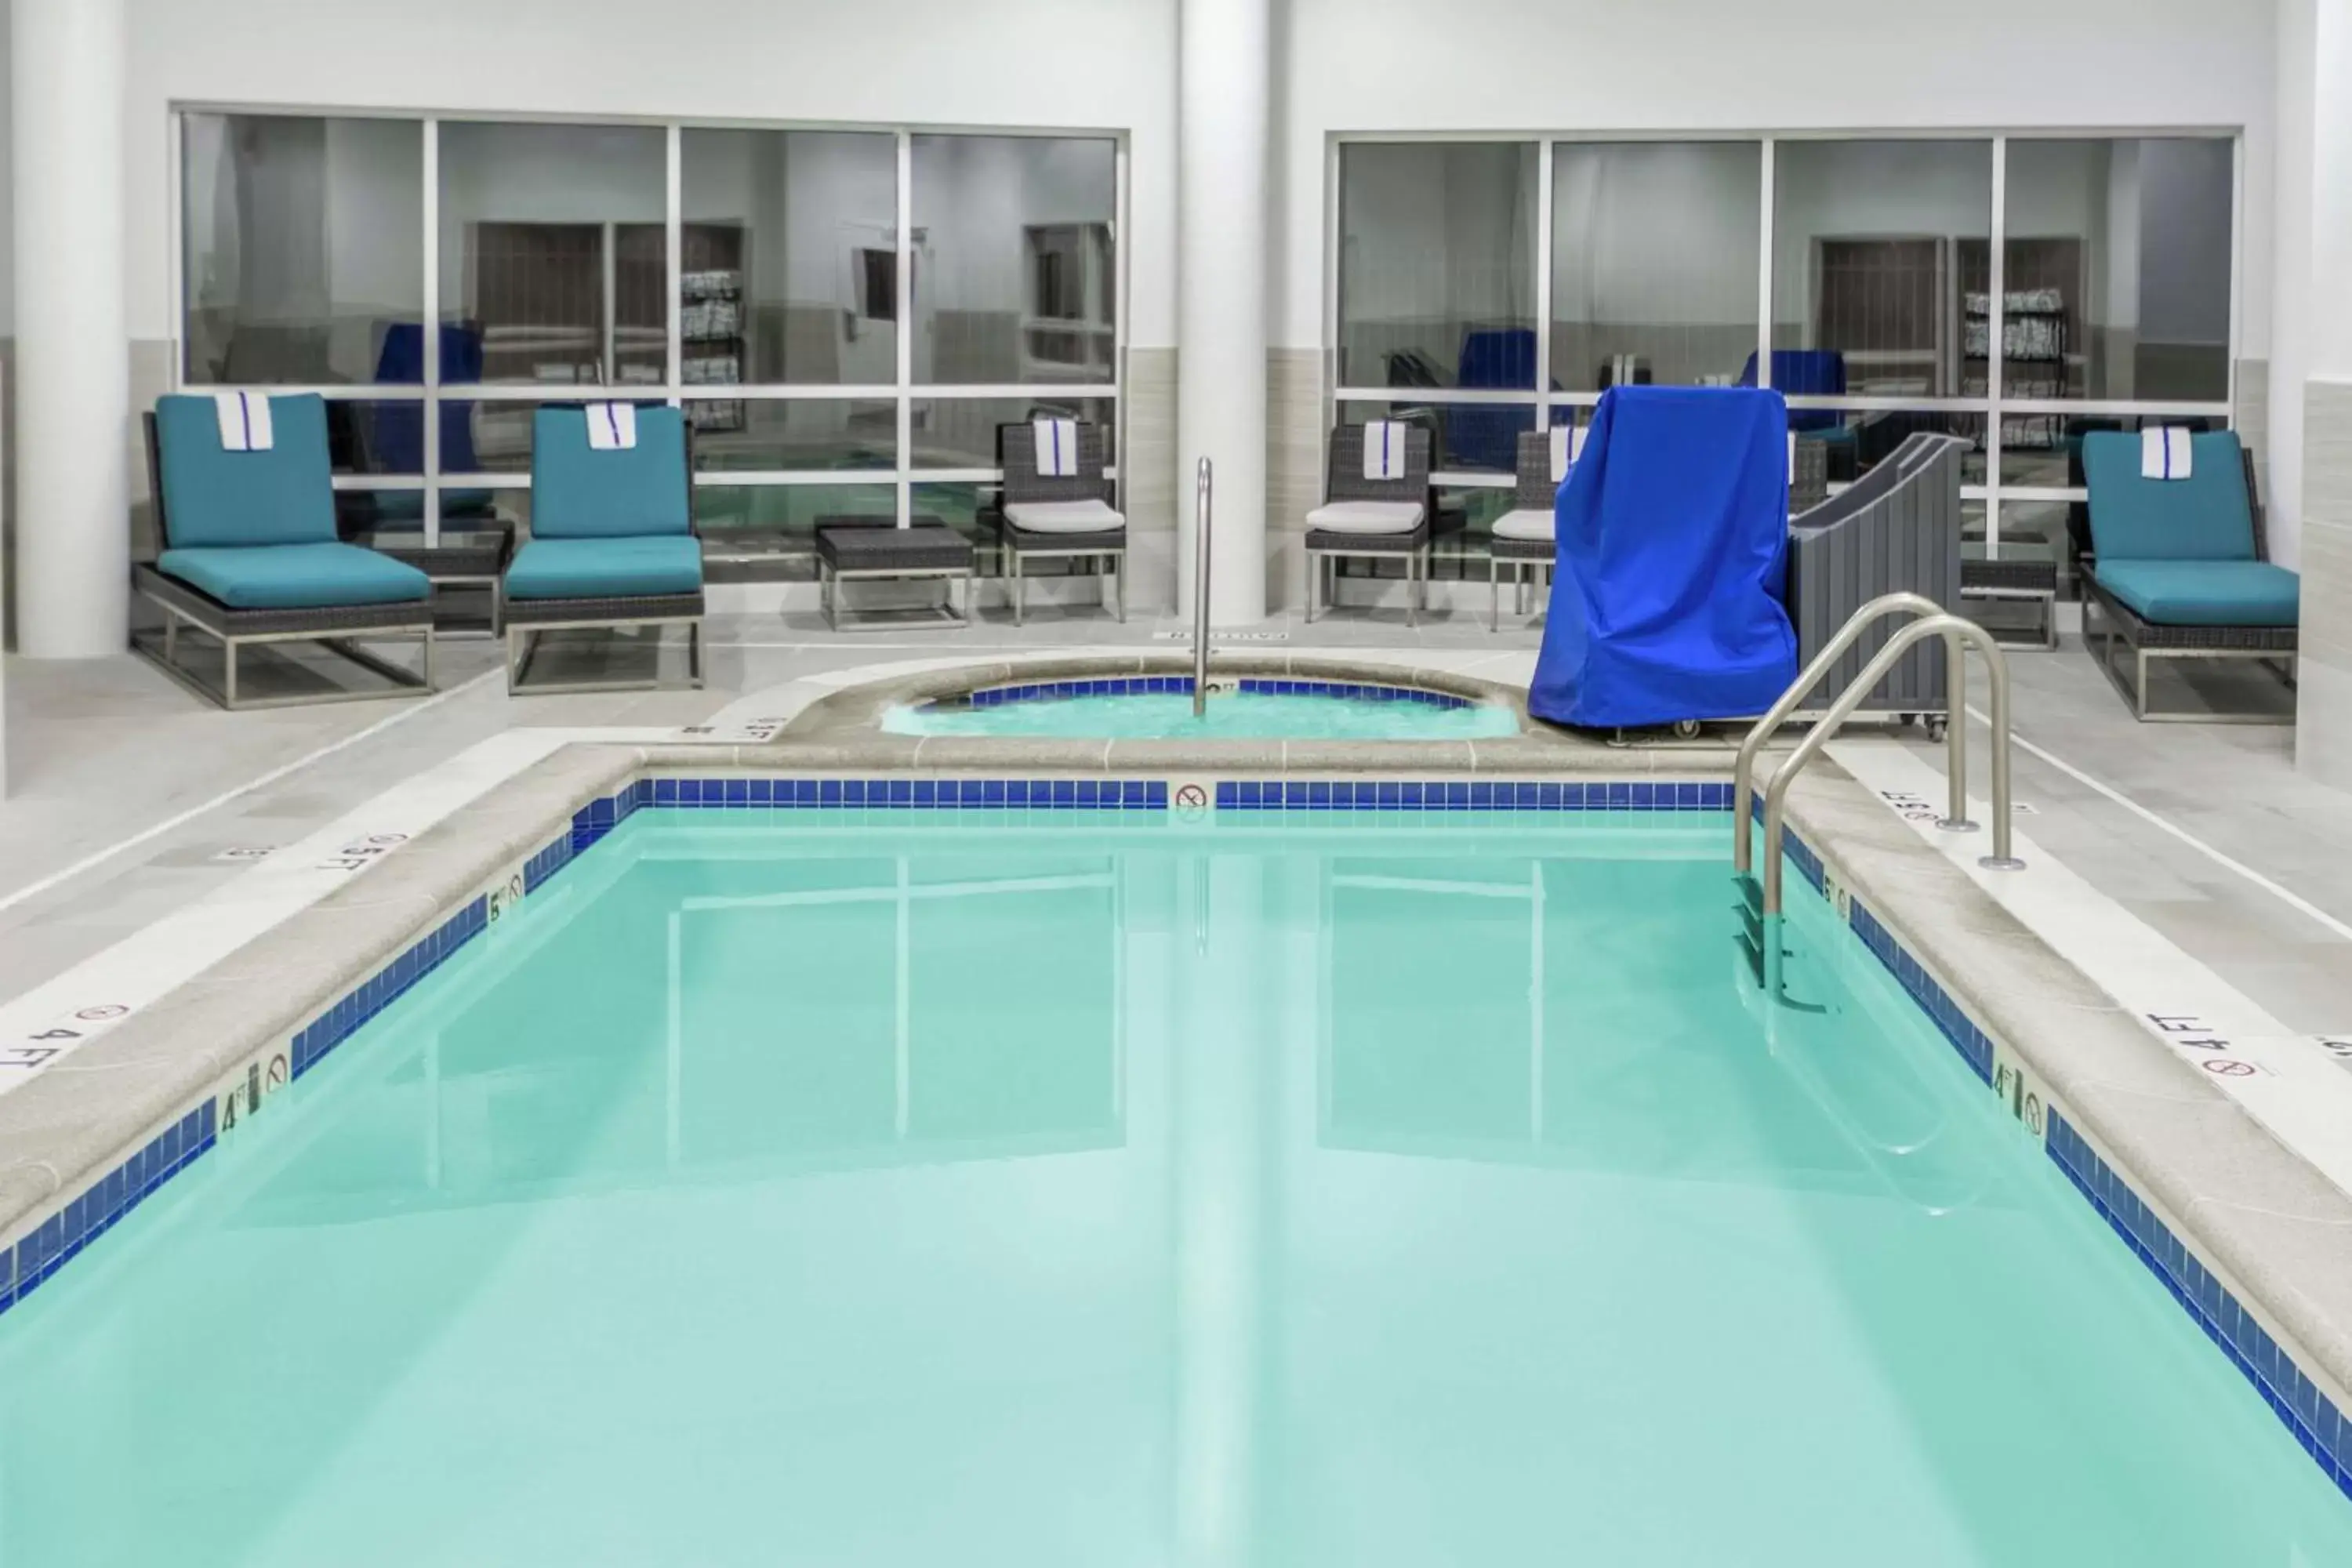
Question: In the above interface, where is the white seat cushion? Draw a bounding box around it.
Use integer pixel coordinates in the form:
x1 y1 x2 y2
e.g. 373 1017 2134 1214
1491 508 1555 542
1305 499 1425 535
1004 499 1126 535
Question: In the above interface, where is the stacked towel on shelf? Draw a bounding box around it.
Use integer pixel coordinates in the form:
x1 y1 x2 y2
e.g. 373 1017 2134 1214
2141 426 2193 481
586 402 640 452
213 391 274 452
681 299 742 339
1033 418 1080 477
681 269 743 300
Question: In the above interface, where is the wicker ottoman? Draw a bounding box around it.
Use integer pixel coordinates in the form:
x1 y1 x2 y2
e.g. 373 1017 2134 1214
815 519 975 631
1961 557 2061 649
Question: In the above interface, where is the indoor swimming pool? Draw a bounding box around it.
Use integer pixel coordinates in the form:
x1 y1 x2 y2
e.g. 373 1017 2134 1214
882 677 1522 740
2 804 2347 1566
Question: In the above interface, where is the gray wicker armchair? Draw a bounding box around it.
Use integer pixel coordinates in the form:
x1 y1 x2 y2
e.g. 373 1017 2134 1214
996 419 1125 625
1486 429 1562 631
1305 423 1432 625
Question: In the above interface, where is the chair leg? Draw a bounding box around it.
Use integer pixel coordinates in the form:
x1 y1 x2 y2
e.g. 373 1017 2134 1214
688 620 705 688
223 637 241 710
1490 557 1501 633
1406 550 1419 630
822 564 838 633
1305 552 1318 624
423 625 438 692
164 610 180 665
2136 648 2151 721
1114 554 1127 623
1013 552 1025 627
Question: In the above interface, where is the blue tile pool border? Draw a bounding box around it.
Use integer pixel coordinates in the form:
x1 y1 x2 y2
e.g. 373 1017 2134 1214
1773 815 2352 1503
5 767 2350 1513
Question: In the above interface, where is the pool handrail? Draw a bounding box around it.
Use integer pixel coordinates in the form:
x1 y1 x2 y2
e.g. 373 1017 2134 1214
1733 591 1955 876
1759 612 2024 918
1193 457 1212 718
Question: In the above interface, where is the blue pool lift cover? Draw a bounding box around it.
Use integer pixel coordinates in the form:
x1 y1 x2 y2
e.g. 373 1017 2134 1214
1529 386 1798 729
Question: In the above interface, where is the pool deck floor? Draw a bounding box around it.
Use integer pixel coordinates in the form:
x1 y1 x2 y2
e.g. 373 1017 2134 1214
2 597 2347 1049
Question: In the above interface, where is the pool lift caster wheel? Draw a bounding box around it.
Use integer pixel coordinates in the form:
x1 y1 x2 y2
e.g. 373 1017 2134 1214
1926 715 1950 743
1671 718 1703 740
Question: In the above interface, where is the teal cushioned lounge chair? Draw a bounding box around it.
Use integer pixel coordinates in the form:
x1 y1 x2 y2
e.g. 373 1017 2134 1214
502 405 706 693
134 394 436 710
2079 430 2297 722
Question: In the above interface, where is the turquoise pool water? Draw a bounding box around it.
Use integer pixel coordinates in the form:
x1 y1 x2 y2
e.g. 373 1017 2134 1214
2 809 2348 1566
884 688 1521 740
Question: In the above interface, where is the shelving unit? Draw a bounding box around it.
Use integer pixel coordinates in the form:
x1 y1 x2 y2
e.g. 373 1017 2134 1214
1964 289 2068 454
680 221 747 434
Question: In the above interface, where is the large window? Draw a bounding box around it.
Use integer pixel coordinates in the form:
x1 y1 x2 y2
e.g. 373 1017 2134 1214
911 135 1118 386
177 115 1125 554
1332 134 2237 567
182 114 425 389
1552 141 1760 392
1338 143 1538 393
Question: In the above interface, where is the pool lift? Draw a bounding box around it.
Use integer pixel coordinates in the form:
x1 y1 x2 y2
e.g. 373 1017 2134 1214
1732 593 2024 996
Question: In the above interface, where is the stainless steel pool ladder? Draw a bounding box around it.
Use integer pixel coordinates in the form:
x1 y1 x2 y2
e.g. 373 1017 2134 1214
1193 458 1212 718
1735 596 2025 984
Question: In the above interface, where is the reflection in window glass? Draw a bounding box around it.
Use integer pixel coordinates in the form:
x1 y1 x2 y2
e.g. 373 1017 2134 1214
910 398 1116 470
690 401 899 472
1337 397 1523 476
910 481 996 547
181 114 424 385
1795 409 1986 489
681 130 898 389
1338 143 1538 390
696 483 896 543
437 122 668 389
910 136 1117 385
1551 143 1761 391
1771 141 1993 399
2003 139 2233 405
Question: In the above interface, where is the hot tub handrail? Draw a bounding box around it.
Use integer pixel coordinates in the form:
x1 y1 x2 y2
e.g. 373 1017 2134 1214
1759 612 2024 920
1193 458 1212 718
1733 591 1954 876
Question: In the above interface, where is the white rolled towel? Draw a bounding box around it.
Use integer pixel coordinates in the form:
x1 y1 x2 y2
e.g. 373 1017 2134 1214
214 391 274 452
1033 418 1079 477
586 402 639 452
2141 426 2192 481
1549 423 1588 482
1363 420 1408 481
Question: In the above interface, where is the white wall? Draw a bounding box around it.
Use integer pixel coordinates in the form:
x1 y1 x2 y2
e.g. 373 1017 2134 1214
1277 0 2278 352
120 0 1179 351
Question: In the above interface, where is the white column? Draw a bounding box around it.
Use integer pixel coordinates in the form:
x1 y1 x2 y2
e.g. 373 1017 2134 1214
1177 0 1270 626
2268 0 2316 572
11 0 130 660
2297 0 2352 785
